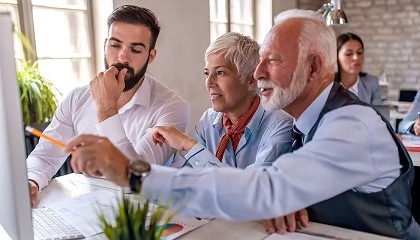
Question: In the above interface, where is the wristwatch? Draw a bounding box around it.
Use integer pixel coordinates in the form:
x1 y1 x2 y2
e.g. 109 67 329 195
127 160 151 193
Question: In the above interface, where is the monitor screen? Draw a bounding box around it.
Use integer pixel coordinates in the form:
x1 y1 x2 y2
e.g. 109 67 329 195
0 11 34 239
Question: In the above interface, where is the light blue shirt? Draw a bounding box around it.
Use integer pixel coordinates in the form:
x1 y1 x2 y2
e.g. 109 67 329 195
398 90 420 134
170 104 293 169
143 82 401 220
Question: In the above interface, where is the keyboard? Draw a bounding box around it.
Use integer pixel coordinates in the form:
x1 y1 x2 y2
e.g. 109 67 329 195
32 207 85 240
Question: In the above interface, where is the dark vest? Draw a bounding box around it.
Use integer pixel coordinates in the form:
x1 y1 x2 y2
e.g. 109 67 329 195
306 82 420 239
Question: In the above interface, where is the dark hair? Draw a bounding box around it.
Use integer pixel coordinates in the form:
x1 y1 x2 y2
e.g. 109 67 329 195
335 32 366 82
107 5 161 50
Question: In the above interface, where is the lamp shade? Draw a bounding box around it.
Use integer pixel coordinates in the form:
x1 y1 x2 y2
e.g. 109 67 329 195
318 1 348 26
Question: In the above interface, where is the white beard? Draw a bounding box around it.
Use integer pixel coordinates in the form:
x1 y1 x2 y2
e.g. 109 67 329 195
258 63 308 111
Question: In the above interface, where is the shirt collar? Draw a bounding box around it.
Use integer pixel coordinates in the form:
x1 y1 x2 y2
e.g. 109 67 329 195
245 103 265 132
348 75 360 95
118 74 152 114
295 82 334 136
212 96 265 133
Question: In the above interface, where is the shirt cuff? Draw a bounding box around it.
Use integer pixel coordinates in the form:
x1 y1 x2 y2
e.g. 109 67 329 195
185 143 210 167
141 165 177 200
27 172 46 192
409 123 415 134
184 143 205 159
95 114 125 142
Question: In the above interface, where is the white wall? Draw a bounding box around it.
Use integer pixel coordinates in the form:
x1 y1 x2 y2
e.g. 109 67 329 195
103 0 303 131
272 0 297 17
255 0 273 43
92 0 113 74
113 0 210 132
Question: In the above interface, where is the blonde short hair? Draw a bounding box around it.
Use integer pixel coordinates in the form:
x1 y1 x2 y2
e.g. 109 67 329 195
205 32 260 84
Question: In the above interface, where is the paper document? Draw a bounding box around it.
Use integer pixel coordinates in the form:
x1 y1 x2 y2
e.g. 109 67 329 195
161 215 209 240
45 189 119 237
265 232 334 240
64 173 122 190
44 189 209 239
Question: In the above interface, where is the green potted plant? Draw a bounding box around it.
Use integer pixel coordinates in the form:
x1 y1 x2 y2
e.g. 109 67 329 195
99 196 173 240
14 31 60 127
17 59 59 126
14 30 60 155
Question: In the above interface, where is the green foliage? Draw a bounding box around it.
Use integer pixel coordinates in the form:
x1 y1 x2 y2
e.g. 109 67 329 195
14 30 35 60
17 59 59 125
14 30 59 126
99 196 173 240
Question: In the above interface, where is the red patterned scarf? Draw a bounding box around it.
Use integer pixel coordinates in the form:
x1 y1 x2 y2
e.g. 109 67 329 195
215 96 260 161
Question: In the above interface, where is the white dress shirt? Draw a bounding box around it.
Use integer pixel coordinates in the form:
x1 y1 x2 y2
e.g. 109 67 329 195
27 74 190 190
142 82 401 220
347 76 359 96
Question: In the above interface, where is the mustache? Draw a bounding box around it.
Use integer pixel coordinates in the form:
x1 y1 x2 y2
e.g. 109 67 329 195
257 80 277 89
110 62 134 74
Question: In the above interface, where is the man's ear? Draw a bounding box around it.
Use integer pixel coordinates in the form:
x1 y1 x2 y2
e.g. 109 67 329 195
308 54 323 82
148 49 157 64
247 74 257 91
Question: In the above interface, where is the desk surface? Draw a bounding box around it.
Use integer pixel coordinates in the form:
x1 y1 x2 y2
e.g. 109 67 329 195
37 174 397 240
409 151 420 167
401 134 420 167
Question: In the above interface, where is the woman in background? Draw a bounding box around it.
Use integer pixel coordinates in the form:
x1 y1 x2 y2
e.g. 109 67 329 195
335 32 382 105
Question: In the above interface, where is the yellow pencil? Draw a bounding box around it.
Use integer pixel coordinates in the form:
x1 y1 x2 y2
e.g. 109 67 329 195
25 126 74 152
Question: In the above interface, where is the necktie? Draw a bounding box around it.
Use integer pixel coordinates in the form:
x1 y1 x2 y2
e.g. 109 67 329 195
291 125 303 151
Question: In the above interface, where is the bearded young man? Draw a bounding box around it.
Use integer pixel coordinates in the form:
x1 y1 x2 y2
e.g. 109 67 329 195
26 5 189 207
65 9 420 239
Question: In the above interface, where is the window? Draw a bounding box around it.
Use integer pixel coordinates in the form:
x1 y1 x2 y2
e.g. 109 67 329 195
209 0 255 41
0 0 94 97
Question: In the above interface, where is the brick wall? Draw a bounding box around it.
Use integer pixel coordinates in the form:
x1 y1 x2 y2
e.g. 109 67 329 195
333 0 420 99
297 0 420 99
298 0 324 10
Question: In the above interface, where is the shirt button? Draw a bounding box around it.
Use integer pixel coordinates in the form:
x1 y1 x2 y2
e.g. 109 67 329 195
195 161 200 166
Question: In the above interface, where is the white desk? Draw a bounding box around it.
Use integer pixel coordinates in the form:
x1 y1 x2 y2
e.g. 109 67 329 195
400 134 420 167
0 224 11 240
409 151 420 167
37 174 398 240
390 109 408 120
386 101 410 131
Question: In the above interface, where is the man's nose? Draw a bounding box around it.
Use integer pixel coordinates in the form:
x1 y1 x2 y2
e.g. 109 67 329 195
254 61 266 80
118 47 129 63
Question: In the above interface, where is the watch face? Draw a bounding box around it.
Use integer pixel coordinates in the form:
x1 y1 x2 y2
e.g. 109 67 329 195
129 160 150 194
130 160 151 175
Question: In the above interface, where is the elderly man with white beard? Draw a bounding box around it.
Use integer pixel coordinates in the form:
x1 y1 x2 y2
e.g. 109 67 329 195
64 9 420 239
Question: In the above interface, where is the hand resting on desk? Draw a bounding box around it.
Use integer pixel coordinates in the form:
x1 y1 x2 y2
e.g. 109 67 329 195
28 180 39 208
261 208 308 234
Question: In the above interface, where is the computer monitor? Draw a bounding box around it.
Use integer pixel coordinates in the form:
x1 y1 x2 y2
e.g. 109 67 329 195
0 12 34 239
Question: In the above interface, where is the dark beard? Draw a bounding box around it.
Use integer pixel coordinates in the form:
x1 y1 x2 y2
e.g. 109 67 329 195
104 57 149 92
